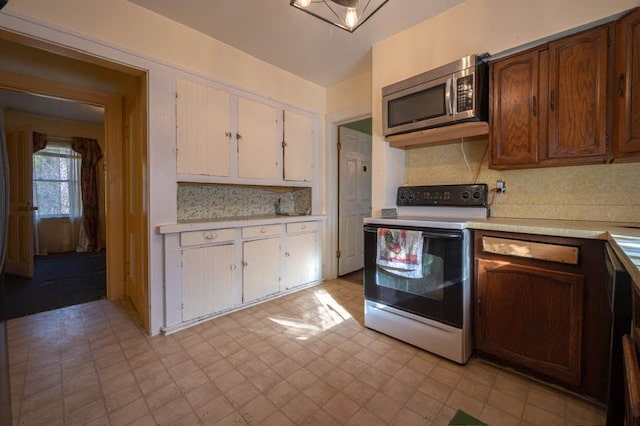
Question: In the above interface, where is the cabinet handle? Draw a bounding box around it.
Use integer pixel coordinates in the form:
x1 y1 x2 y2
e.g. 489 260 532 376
300 225 306 230
225 131 232 139
477 296 482 316
230 264 237 271
242 261 248 267
236 133 242 140
618 74 625 97
204 232 217 240
550 90 555 111
531 96 537 116
260 227 267 233
285 252 290 257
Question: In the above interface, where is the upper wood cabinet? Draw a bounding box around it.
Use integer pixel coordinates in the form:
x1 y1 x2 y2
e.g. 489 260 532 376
176 79 232 177
545 26 609 164
175 78 316 185
614 7 640 159
490 50 540 167
490 24 612 169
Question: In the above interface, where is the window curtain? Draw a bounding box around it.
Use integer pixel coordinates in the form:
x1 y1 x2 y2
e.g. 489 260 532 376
71 137 103 252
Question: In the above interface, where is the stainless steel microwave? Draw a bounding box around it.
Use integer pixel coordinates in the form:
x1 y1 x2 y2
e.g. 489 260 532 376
382 54 489 137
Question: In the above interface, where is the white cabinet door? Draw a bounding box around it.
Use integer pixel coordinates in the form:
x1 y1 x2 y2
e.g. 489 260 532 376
237 97 281 180
243 237 280 302
176 78 231 177
283 110 313 182
181 244 236 321
284 233 319 289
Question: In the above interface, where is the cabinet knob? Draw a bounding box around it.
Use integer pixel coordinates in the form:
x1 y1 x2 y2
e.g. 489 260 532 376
242 261 248 267
225 131 232 139
260 227 267 233
285 252 290 257
204 232 217 240
300 225 306 230
236 133 242 140
230 264 237 271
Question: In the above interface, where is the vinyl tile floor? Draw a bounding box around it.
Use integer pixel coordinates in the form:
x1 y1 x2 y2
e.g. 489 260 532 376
7 279 606 425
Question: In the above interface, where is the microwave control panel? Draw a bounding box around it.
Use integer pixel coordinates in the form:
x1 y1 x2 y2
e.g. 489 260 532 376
397 184 487 207
456 74 474 112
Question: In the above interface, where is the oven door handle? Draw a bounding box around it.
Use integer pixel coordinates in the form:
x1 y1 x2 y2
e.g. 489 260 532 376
364 226 462 240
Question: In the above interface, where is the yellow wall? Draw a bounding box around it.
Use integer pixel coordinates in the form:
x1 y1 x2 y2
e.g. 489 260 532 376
5 110 108 243
372 0 640 222
5 0 326 113
327 70 372 115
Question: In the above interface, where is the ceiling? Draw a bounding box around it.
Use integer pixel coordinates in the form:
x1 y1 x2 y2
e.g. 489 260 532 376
0 88 104 124
127 0 466 87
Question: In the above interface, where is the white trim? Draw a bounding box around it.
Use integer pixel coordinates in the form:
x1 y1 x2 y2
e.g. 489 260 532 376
324 102 371 279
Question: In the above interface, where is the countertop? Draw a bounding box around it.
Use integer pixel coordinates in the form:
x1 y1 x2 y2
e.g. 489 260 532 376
467 217 640 284
157 214 326 234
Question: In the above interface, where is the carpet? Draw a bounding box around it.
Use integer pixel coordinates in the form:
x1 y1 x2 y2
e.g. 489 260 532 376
449 409 487 425
4 250 106 318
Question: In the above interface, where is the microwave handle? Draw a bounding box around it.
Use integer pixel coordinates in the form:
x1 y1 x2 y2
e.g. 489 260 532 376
445 77 453 116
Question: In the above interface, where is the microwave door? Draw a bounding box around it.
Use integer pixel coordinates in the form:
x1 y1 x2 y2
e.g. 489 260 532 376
384 74 454 135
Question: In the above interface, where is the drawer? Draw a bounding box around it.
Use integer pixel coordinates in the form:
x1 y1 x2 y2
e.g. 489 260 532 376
180 228 235 247
286 221 317 233
242 224 281 239
482 236 579 265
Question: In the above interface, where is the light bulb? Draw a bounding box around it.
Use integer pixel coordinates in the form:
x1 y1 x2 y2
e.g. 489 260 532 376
297 0 311 7
345 7 358 29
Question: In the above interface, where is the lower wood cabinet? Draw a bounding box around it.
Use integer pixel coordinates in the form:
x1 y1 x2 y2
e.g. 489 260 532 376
181 243 237 321
243 237 281 303
476 259 584 385
474 230 610 402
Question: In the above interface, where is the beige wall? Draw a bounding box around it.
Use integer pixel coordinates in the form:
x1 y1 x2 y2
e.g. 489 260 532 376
5 0 326 114
327 70 372 115
372 0 640 222
5 110 107 243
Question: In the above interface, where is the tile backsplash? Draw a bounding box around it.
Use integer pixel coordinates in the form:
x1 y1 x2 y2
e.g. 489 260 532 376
177 183 311 222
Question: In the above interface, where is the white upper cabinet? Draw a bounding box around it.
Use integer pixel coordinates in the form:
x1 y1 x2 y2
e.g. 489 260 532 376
283 110 313 182
176 77 316 185
176 78 231 177
237 97 281 180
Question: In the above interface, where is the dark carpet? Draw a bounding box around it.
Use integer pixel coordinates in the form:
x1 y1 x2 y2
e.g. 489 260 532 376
4 250 106 319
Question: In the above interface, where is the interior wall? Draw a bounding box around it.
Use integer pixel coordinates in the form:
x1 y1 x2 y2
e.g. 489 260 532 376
5 110 107 244
327 70 372 115
372 0 640 222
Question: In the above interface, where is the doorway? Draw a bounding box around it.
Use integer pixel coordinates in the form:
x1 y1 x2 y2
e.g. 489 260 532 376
0 34 150 329
337 118 372 278
2 89 108 317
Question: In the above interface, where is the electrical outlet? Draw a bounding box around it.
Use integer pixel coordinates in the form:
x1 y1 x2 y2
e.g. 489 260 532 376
496 180 506 193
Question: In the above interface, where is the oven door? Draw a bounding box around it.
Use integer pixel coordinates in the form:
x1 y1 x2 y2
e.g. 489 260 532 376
363 224 467 328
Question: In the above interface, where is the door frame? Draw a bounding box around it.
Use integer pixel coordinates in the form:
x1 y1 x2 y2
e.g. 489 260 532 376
0 70 129 302
325 102 371 280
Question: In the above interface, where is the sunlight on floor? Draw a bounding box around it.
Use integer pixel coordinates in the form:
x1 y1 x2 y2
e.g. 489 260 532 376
268 288 353 340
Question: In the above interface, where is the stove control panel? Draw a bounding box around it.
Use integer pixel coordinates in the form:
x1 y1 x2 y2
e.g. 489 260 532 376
396 184 488 207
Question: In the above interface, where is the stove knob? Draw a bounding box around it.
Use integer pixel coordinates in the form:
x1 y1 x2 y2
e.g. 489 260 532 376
398 190 407 203
472 191 483 200
407 192 415 202
461 191 471 201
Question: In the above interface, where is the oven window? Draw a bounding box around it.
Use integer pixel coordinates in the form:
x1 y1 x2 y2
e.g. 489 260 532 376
377 252 444 301
388 84 447 128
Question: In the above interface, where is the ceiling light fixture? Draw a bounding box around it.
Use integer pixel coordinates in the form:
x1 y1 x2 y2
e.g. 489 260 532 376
290 0 388 33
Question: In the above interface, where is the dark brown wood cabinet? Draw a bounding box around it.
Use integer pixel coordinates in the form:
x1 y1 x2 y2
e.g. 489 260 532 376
476 259 584 385
490 24 612 169
490 50 540 167
614 8 640 159
474 230 611 402
545 26 610 164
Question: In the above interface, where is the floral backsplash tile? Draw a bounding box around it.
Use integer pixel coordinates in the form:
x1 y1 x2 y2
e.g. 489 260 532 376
177 184 311 222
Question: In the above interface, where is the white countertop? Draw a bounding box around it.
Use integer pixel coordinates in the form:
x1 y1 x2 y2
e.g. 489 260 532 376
466 217 640 284
157 214 326 234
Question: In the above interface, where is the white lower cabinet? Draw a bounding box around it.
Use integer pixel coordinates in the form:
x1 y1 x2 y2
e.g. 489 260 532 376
242 237 281 303
181 243 237 321
284 232 319 290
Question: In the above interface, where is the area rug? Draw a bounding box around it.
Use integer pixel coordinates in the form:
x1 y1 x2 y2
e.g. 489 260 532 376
449 409 487 425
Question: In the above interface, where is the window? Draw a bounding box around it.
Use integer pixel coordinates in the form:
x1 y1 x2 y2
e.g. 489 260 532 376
33 143 82 218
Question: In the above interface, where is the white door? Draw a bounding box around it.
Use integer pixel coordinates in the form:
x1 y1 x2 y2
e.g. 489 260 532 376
237 98 281 180
176 78 231 177
181 244 236 321
5 126 35 278
283 110 313 182
338 126 371 276
284 233 317 289
243 237 280 302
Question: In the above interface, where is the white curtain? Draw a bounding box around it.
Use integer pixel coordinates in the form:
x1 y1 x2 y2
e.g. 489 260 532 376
33 141 83 255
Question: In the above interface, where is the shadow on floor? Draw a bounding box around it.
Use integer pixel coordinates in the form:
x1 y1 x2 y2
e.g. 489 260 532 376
3 250 106 319
340 268 363 285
